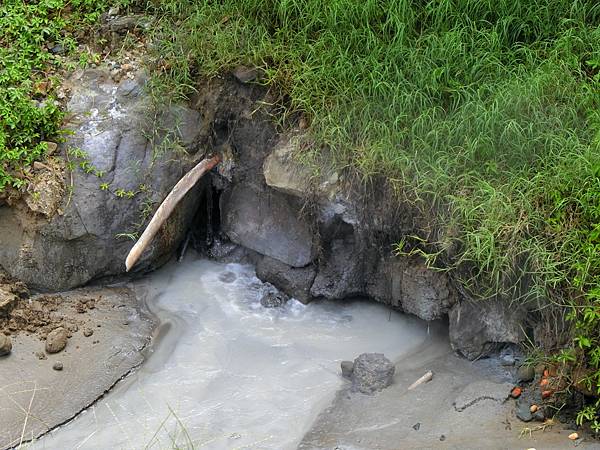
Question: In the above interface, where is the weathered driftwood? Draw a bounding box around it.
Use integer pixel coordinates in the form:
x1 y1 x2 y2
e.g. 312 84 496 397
125 155 220 272
407 370 433 390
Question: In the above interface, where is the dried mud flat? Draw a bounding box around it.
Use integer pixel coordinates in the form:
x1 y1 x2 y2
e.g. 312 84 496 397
0 278 155 449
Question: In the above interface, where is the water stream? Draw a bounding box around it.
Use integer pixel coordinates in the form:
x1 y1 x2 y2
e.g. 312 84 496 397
33 256 429 449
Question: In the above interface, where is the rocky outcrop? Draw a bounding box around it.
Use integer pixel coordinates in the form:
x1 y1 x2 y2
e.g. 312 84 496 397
0 69 204 291
449 299 527 360
192 77 531 360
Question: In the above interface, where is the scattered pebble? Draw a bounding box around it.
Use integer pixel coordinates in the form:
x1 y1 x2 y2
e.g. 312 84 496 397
412 422 421 431
510 386 522 398
439 435 446 441
541 389 553 399
83 328 94 337
530 404 538 413
35 351 47 360
45 327 68 353
516 400 533 422
0 333 12 356
52 361 63 371
568 432 579 441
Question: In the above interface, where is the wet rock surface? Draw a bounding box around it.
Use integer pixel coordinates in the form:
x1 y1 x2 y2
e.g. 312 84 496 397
0 68 204 291
259 284 290 308
351 353 395 394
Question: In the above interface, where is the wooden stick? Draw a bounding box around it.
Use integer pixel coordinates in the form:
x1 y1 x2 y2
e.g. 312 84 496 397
125 155 220 272
407 370 433 390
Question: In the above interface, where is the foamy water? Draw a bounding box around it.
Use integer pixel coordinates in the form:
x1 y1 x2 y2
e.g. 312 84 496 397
33 256 428 449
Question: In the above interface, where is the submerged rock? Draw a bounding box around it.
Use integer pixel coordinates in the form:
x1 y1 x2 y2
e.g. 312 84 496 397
340 360 354 379
46 327 68 354
0 334 12 356
351 353 395 394
259 285 289 308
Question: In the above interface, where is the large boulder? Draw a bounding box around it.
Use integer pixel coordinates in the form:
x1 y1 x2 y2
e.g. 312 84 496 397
220 183 315 267
0 69 203 291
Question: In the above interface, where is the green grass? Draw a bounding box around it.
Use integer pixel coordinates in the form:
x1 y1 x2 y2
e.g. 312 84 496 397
0 0 128 191
143 0 600 427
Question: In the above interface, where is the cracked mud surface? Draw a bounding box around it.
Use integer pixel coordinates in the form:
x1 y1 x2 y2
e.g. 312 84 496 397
0 286 155 449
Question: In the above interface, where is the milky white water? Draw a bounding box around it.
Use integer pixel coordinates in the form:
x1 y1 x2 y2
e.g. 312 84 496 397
34 256 429 450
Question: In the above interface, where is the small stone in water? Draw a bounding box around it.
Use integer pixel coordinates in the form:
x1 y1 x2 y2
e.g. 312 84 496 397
412 422 421 431
53 362 63 371
351 353 395 394
260 288 289 308
341 361 354 379
83 328 93 337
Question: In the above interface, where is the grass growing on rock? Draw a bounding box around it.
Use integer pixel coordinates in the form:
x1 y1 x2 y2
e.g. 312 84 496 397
143 0 600 428
0 0 130 191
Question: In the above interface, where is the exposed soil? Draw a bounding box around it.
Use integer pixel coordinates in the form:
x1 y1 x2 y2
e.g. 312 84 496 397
0 270 99 344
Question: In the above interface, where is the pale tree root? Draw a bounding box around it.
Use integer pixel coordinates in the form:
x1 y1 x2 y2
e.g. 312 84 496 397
125 155 221 272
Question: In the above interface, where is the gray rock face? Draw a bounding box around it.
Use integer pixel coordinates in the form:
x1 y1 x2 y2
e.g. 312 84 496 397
400 263 456 321
221 183 315 267
449 299 527 360
0 334 11 356
255 256 316 304
351 353 395 394
0 69 203 291
45 327 68 354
